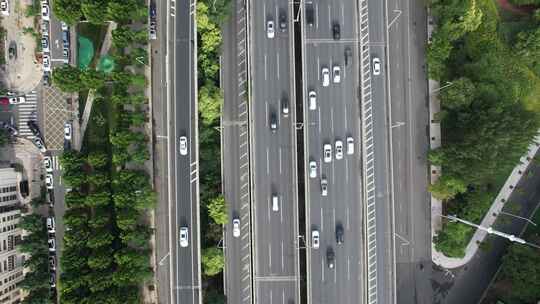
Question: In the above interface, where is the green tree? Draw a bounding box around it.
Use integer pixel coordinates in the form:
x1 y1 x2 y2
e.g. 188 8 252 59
207 195 228 225
428 175 466 201
201 247 225 276
106 0 139 23
112 26 134 48
439 77 476 110
52 66 82 92
203 289 226 304
52 0 82 25
85 192 111 207
199 83 222 125
434 222 471 258
81 69 106 89
81 1 108 24
19 214 44 233
501 245 540 302
87 151 109 169
515 27 540 66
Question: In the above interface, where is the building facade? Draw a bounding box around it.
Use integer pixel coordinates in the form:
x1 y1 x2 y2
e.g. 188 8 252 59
0 168 24 304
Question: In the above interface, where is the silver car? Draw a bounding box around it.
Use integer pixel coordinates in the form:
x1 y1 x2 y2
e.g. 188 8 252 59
309 160 317 178
372 57 381 75
321 178 328 196
323 144 332 163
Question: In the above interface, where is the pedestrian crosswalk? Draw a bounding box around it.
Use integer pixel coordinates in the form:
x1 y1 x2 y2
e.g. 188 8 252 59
17 91 38 139
50 155 62 171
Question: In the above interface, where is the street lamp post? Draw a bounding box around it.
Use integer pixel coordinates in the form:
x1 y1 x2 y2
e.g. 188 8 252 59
430 81 453 94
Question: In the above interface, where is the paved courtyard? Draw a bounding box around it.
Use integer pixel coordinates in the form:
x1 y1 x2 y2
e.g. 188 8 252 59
42 86 76 151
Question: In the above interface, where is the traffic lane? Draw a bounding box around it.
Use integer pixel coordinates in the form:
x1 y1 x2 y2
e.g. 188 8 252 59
256 281 297 304
370 43 393 304
368 0 385 41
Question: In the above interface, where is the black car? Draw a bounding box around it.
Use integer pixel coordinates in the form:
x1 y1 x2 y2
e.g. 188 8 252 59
279 12 287 32
326 248 335 269
27 120 41 137
306 5 314 27
344 47 352 66
43 72 50 86
336 224 344 244
333 23 340 40
270 112 278 132
150 3 157 19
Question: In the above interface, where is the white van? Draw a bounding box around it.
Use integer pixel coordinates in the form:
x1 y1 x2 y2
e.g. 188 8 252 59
272 195 279 212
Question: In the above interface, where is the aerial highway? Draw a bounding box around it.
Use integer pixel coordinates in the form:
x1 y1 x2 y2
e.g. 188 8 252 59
385 0 432 303
222 0 253 302
300 0 364 303
249 0 301 303
154 0 202 302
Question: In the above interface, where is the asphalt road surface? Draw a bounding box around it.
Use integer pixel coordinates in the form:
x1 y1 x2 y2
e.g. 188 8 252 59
249 0 300 303
222 0 253 303
167 0 202 301
367 0 397 302
300 0 364 303
385 0 432 303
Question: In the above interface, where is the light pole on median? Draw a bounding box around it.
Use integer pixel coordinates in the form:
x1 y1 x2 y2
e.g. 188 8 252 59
499 211 537 226
430 81 453 94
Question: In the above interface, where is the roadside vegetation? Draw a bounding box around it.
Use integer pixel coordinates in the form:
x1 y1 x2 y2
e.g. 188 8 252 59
428 0 540 257
53 0 154 303
196 0 231 301
18 213 54 303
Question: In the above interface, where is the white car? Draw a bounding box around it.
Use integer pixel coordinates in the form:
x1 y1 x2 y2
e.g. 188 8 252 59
321 67 330 87
232 218 240 238
64 122 72 140
61 21 68 31
312 230 320 249
43 54 51 72
335 140 343 160
179 136 188 155
308 90 317 110
34 137 47 153
332 65 341 83
179 227 189 247
323 144 332 163
41 4 49 20
41 21 49 36
47 217 55 233
41 36 50 53
372 57 381 75
321 178 328 196
347 136 354 155
48 238 55 252
45 173 54 189
309 160 317 178
8 96 25 104
267 20 275 39
1 0 9 16
43 156 53 172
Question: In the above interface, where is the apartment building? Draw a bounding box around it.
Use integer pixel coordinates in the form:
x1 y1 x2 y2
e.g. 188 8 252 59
0 168 25 304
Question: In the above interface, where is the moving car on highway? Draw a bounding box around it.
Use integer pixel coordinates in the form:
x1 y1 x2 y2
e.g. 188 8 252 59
281 97 289 117
308 90 317 110
326 248 335 269
335 140 343 160
309 160 317 178
336 224 344 244
269 112 278 132
279 11 287 32
272 194 279 212
323 144 332 163
232 218 240 238
333 66 341 83
321 178 328 196
267 19 275 38
322 67 330 87
312 230 320 249
332 23 340 40
179 136 188 155
347 136 354 155
179 227 189 247
372 57 381 75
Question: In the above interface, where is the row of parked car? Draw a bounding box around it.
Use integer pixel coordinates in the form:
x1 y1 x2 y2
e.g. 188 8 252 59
46 217 57 288
40 0 70 84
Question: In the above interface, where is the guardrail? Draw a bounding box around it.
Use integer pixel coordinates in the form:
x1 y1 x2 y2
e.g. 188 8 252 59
358 0 378 303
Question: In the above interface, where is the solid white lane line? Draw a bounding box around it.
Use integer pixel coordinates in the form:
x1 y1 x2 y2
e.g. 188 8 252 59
318 108 322 135
332 208 336 231
347 256 351 280
321 257 325 281
341 4 345 28
344 104 348 131
331 107 334 135
281 240 284 271
265 101 269 127
346 208 350 230
317 56 320 81
328 4 331 29
266 148 270 176
276 51 280 79
264 54 268 80
320 207 324 232
315 3 319 29
345 158 349 184
269 244 272 269
279 147 282 174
